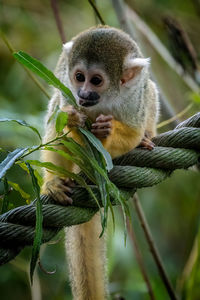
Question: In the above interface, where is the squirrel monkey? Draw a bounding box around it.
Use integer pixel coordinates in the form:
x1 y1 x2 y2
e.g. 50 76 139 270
42 26 159 300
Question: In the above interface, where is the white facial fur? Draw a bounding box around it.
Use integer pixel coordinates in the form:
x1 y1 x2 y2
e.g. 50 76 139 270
61 43 151 125
69 61 111 107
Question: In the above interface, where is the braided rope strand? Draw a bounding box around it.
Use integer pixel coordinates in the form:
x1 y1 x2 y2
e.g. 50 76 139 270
0 113 199 266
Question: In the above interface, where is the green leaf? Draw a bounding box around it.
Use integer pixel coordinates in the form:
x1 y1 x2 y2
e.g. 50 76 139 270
44 146 82 166
79 128 113 171
26 163 43 284
27 160 101 210
8 181 30 200
61 138 109 179
0 118 41 141
55 110 68 133
33 170 43 188
47 105 59 124
43 146 94 182
16 161 43 187
1 177 9 214
0 148 28 179
27 159 79 180
62 136 128 236
13 51 77 106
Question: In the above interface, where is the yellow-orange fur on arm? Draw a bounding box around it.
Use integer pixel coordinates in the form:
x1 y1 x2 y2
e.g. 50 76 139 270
101 119 144 159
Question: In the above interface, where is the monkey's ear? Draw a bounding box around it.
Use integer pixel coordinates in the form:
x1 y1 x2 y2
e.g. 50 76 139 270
121 57 150 86
63 41 74 55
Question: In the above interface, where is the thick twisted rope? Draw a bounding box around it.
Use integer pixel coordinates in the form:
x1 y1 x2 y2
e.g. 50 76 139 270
0 112 200 265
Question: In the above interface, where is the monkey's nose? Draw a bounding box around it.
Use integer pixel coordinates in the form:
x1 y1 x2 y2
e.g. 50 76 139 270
78 89 100 101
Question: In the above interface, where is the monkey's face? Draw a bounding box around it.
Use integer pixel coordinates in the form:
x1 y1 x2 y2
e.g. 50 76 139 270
69 63 111 108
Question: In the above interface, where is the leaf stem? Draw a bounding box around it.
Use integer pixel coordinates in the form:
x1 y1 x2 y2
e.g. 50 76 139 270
88 0 105 25
50 0 66 44
20 131 70 159
126 217 156 300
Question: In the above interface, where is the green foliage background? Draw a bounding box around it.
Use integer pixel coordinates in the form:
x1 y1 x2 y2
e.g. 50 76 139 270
0 0 200 299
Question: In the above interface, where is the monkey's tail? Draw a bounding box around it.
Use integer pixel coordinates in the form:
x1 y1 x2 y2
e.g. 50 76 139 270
65 213 107 300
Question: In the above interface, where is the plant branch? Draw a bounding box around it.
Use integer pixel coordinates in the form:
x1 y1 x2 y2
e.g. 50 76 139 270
127 217 156 300
88 0 105 25
176 236 198 295
111 0 178 125
125 5 199 93
133 193 178 300
50 0 67 44
20 131 70 159
111 0 136 38
157 103 193 129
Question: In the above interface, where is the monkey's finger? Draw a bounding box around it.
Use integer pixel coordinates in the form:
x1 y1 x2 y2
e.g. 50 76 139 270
138 138 155 150
58 184 74 194
91 121 112 129
62 178 76 187
96 114 113 122
91 128 111 138
61 105 76 115
55 192 73 205
47 189 73 205
58 192 73 205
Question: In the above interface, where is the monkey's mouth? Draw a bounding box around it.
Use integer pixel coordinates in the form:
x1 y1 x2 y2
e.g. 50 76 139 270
79 99 99 107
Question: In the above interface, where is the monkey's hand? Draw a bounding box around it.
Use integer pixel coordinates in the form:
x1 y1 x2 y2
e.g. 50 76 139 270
61 105 87 128
91 114 113 138
45 176 75 205
138 130 155 150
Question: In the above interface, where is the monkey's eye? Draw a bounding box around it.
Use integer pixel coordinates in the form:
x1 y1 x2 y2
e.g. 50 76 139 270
75 72 85 82
90 76 102 86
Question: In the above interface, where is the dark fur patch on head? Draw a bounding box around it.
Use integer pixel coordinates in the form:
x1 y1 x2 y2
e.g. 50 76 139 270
69 26 141 87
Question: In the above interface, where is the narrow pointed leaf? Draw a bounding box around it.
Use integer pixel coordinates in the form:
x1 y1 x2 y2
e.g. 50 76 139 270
55 110 68 133
1 177 9 214
26 163 42 284
44 146 95 183
0 118 41 141
8 181 30 200
26 160 80 180
79 128 113 171
0 148 28 179
16 161 43 187
26 160 101 210
13 51 76 106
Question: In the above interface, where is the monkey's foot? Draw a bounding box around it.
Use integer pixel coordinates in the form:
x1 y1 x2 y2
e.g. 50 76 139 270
46 176 75 205
61 105 87 128
138 131 155 150
91 114 113 138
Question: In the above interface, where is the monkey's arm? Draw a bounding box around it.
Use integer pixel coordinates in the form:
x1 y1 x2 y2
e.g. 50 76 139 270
104 120 145 158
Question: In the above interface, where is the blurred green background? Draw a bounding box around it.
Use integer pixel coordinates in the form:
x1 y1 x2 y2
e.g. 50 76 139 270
0 0 200 299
